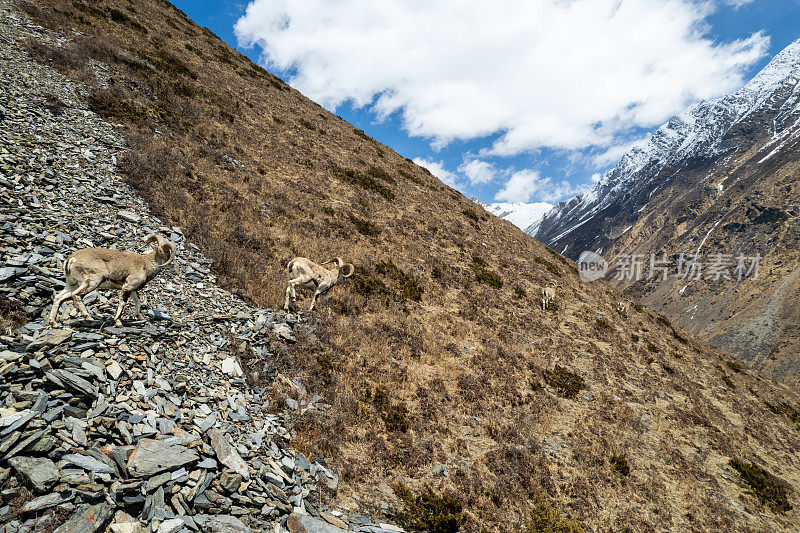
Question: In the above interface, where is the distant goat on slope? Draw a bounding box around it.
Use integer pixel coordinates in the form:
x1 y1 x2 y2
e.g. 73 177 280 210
541 281 562 311
284 257 354 313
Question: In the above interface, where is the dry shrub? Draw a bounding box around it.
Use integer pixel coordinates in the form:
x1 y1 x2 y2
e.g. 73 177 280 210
0 294 28 334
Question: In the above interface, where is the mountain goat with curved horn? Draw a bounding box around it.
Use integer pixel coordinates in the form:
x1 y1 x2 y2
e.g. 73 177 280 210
48 235 177 327
284 257 354 313
541 281 562 311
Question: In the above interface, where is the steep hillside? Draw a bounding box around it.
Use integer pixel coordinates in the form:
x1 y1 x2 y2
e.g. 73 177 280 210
535 39 800 385
11 1 800 530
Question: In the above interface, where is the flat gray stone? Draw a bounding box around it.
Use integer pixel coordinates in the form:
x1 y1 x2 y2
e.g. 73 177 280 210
292 514 348 533
157 518 184 533
0 350 24 363
198 515 252 533
21 492 68 513
62 453 116 474
208 429 249 480
117 210 141 223
27 329 72 352
54 502 114 533
127 438 199 477
8 456 59 492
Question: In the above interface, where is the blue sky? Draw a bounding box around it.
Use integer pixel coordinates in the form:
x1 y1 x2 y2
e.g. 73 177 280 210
171 0 800 205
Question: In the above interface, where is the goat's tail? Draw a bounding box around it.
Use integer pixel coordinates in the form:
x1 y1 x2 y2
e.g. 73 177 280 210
64 257 75 277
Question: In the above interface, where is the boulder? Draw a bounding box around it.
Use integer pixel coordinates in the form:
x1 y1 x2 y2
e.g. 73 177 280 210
8 456 59 492
127 438 199 477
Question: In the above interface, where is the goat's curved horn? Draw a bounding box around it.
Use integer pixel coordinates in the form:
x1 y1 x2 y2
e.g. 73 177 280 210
145 234 159 247
160 240 177 267
341 263 354 278
322 257 345 268
547 281 557 287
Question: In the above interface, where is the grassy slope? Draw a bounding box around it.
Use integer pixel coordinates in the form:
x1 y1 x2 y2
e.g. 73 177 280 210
18 0 800 530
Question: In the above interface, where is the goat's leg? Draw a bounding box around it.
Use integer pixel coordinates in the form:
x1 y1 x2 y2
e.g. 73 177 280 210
71 280 94 321
284 277 303 312
130 291 144 319
309 290 320 311
48 287 75 327
71 278 102 321
113 289 134 327
72 295 92 321
284 285 291 312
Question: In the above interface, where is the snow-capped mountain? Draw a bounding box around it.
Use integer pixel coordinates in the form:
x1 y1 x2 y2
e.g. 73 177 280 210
481 201 553 233
532 38 800 384
535 38 800 256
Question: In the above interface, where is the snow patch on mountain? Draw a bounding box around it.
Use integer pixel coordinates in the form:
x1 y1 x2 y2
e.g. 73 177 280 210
481 201 553 233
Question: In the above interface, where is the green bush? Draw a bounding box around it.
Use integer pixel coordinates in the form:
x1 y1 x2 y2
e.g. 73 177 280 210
398 167 424 186
525 494 581 533
376 261 424 302
88 89 143 124
595 317 611 329
730 458 792 512
349 214 381 236
392 483 465 533
353 262 423 303
764 401 800 427
462 208 479 222
722 375 735 389
382 403 410 432
726 360 744 373
334 166 395 200
544 365 585 400
470 258 503 288
610 454 630 477
535 256 561 277
514 286 527 299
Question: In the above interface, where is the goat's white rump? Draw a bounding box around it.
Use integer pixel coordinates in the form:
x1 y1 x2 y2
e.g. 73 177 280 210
48 235 177 327
284 257 354 313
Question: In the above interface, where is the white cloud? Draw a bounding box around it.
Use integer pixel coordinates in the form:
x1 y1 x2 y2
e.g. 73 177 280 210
412 158 459 187
458 159 496 184
592 135 652 167
495 170 590 203
235 0 769 156
723 0 756 8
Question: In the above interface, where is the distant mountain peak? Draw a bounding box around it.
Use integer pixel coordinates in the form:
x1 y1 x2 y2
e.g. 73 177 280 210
478 200 553 233
536 37 800 251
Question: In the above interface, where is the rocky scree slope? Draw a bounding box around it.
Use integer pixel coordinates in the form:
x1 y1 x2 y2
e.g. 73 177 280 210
0 6 405 533
534 39 800 383
13 1 800 530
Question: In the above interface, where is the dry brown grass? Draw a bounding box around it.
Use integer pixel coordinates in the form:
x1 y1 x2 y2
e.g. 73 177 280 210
18 1 800 530
0 293 28 334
